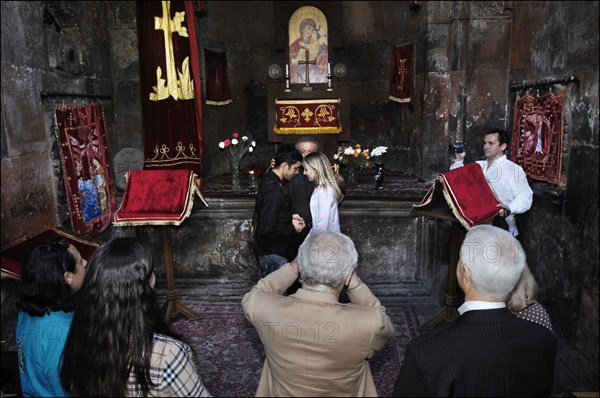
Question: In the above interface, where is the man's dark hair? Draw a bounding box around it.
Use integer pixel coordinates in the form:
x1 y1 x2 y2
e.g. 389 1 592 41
273 144 302 168
485 128 511 147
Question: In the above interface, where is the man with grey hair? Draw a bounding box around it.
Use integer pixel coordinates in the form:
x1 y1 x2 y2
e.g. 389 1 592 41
393 225 556 397
242 231 394 396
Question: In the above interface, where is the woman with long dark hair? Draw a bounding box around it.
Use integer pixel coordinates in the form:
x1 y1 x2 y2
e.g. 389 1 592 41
60 237 210 397
16 238 87 397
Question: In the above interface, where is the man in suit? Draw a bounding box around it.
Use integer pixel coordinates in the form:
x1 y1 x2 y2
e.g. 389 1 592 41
392 225 557 397
242 231 394 396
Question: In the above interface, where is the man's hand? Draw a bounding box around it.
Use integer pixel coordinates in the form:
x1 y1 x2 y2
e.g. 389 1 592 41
497 203 511 218
290 258 300 275
292 213 305 233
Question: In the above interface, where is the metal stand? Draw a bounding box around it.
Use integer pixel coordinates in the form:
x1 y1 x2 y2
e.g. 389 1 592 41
161 226 201 322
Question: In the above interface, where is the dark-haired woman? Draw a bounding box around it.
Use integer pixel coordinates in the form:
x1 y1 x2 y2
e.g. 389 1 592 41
60 237 210 397
16 238 87 397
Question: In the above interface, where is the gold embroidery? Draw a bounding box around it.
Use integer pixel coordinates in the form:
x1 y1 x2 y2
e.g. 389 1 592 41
150 1 195 101
145 141 200 166
301 107 314 122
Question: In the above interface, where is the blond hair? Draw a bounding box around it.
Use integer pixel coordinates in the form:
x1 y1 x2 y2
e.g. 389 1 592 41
303 152 343 202
506 264 538 311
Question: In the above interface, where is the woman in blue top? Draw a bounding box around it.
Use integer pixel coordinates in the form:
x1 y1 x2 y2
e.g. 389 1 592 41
15 238 87 397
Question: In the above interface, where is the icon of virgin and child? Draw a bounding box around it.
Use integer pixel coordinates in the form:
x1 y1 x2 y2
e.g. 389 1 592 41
289 7 329 85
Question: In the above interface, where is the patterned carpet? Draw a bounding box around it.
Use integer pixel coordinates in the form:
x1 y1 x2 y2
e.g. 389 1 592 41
171 302 421 397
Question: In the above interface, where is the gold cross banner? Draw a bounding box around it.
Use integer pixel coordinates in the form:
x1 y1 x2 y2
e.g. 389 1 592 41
274 99 342 135
136 1 204 178
389 44 414 103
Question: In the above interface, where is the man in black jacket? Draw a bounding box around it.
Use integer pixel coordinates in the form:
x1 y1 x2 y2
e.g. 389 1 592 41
393 225 556 397
254 144 305 277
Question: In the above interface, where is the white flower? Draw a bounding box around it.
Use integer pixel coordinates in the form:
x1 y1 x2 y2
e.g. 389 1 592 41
371 146 388 157
232 138 239 145
344 146 354 155
249 147 254 152
249 170 255 175
219 142 225 149
251 141 256 147
242 136 248 141
333 154 339 160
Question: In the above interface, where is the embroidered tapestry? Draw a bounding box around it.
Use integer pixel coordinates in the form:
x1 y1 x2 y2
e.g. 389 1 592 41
54 102 115 237
389 44 414 103
274 99 341 135
204 49 232 106
136 1 204 177
413 163 501 230
511 91 565 185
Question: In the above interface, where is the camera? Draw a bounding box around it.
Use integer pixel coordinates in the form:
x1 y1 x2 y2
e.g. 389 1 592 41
449 141 465 154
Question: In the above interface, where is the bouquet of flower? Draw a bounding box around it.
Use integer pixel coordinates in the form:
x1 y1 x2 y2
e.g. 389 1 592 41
370 146 388 164
218 132 256 167
333 144 371 172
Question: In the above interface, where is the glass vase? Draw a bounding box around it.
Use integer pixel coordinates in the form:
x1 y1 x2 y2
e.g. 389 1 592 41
230 159 241 192
346 166 358 186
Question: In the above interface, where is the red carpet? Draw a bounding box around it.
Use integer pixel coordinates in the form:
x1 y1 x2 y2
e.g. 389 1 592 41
171 302 421 397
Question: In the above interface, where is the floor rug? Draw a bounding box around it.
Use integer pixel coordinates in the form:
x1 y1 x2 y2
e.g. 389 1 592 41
171 301 421 397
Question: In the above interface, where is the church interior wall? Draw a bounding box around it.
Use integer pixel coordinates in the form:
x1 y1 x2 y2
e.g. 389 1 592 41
1 0 598 391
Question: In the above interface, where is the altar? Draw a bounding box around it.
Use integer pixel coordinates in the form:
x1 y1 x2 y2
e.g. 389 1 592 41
133 172 451 303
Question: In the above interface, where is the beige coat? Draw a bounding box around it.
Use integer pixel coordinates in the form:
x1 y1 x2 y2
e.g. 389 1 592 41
242 264 395 397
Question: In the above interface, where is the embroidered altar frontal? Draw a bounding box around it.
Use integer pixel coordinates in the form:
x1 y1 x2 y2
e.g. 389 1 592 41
274 99 342 135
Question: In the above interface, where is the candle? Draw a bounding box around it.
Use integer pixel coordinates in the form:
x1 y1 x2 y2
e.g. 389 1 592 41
285 64 289 76
328 63 331 75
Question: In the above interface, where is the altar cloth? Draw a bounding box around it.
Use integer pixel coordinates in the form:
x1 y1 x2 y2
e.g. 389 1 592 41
113 169 207 226
414 163 501 229
274 99 341 135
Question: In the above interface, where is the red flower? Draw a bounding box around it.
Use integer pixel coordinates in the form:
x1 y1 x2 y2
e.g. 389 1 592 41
232 132 239 139
224 139 231 146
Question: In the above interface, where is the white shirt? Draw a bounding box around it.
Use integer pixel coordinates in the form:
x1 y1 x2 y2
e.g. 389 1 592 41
451 155 533 236
457 300 506 315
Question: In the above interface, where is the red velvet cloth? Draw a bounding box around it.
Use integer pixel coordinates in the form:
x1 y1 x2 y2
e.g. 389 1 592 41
414 163 501 229
511 91 565 186
1 229 99 279
113 170 199 226
389 44 414 103
136 1 204 177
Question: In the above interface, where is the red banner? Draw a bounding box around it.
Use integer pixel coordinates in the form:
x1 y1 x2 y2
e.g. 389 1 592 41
54 102 115 237
136 1 203 177
204 49 232 106
389 44 414 103
274 99 341 135
511 91 565 186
